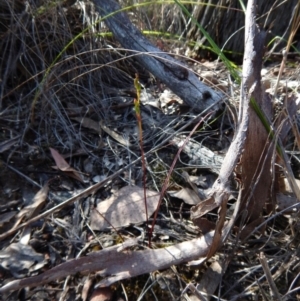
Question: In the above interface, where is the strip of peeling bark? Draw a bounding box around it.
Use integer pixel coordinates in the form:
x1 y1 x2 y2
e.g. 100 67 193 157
191 0 268 239
96 0 223 112
0 234 212 293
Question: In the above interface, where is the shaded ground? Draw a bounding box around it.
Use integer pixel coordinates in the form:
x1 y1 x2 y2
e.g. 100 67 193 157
0 1 300 300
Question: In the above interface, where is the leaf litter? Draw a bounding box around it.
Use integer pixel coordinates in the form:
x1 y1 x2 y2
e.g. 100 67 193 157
0 243 45 278
0 0 300 300
90 186 160 230
0 185 49 279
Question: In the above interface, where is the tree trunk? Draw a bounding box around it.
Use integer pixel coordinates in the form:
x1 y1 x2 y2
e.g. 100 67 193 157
187 0 299 59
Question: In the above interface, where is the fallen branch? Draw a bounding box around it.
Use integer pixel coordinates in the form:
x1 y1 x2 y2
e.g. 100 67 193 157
0 234 211 293
97 0 223 112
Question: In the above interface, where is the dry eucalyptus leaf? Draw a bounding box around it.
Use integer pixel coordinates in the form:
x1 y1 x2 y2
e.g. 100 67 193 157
192 217 215 235
19 184 49 245
90 186 159 230
81 278 94 301
50 147 84 183
191 196 219 221
17 183 49 222
72 117 100 133
0 243 45 278
90 287 113 301
99 120 132 147
0 184 49 239
168 187 201 205
196 260 223 300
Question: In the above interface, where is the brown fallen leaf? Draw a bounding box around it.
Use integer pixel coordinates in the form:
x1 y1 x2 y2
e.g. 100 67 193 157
168 187 202 205
22 183 49 221
90 287 113 301
72 117 132 147
0 242 45 278
192 218 216 235
190 196 219 221
19 183 49 245
50 147 84 183
82 278 94 301
90 186 160 230
196 260 224 301
72 116 100 133
99 120 132 147
0 184 49 240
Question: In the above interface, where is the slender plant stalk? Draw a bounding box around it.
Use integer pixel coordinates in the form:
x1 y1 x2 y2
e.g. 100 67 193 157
133 74 150 247
149 112 213 246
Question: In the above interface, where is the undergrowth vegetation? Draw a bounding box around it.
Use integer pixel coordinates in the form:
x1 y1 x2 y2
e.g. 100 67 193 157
0 0 300 300
1 0 139 152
